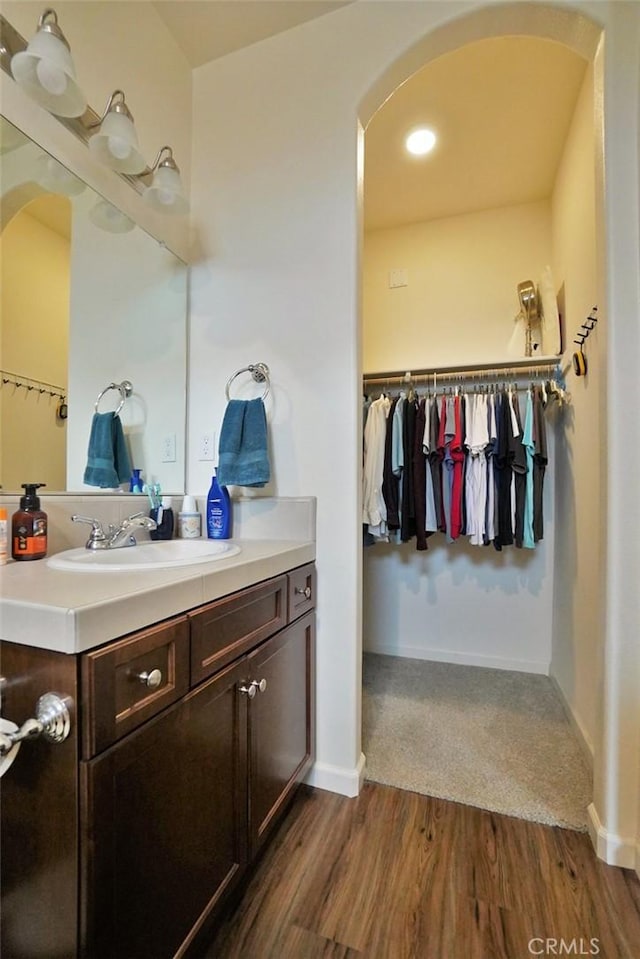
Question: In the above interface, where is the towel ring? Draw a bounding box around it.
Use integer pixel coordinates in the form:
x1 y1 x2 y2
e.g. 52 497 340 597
94 380 133 417
225 363 270 402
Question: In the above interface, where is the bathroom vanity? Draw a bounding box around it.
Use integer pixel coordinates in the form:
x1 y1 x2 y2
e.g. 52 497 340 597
0 540 315 958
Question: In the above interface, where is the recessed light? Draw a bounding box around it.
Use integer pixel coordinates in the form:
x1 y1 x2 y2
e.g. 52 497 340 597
405 127 437 156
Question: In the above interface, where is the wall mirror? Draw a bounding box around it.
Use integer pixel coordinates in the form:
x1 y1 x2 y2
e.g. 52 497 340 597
0 115 187 495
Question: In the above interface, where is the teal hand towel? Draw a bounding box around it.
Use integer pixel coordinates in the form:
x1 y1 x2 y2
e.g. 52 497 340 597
217 398 270 488
83 412 132 488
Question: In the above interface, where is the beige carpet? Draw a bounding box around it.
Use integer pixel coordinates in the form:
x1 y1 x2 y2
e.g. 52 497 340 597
362 653 592 830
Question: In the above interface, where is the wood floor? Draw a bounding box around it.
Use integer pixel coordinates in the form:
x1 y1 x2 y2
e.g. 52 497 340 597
204 783 640 959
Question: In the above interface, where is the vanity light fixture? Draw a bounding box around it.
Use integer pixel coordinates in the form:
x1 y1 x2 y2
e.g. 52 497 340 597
89 198 135 234
88 90 147 175
405 127 437 156
142 146 189 215
35 152 86 196
10 8 86 118
2 9 188 216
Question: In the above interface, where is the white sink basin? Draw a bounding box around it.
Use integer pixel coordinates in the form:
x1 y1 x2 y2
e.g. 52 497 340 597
47 539 241 572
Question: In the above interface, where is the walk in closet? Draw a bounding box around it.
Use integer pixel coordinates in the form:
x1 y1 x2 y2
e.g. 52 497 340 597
361 34 600 829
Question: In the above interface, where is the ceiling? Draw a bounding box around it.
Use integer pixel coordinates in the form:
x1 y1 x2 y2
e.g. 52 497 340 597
152 0 352 68
149 9 587 232
2 14 588 237
364 36 588 231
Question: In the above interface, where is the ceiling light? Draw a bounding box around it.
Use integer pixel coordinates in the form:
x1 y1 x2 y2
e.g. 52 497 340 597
88 90 147 175
10 9 86 118
405 127 437 156
142 146 189 215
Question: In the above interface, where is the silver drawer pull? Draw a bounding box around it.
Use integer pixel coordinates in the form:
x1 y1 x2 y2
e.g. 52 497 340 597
239 683 257 699
295 586 311 600
250 678 267 694
137 668 163 689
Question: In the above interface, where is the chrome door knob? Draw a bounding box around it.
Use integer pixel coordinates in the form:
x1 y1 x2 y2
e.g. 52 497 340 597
239 683 257 699
250 678 267 694
137 668 162 689
295 586 311 599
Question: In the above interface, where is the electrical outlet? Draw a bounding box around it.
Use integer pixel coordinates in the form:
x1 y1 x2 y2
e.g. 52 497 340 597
389 268 408 289
161 433 176 463
199 433 215 461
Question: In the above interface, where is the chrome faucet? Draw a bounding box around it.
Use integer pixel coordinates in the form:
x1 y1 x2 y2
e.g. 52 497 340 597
72 512 157 550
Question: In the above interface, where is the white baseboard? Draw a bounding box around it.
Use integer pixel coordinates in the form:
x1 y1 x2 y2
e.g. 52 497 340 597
587 802 637 868
304 751 366 797
364 642 548 675
548 674 594 770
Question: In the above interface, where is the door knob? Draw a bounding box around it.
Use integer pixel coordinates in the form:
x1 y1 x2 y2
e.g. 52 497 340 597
239 683 257 699
250 678 267 694
295 586 311 599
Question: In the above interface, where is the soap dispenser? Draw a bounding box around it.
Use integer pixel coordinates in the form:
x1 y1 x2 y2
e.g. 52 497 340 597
12 483 48 561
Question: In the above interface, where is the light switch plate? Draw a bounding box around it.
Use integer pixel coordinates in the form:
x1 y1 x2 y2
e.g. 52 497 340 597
389 268 408 289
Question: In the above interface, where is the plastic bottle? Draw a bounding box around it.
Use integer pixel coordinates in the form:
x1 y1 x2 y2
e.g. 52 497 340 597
130 469 143 493
206 472 231 540
0 507 7 565
149 497 175 540
178 495 202 539
11 483 48 561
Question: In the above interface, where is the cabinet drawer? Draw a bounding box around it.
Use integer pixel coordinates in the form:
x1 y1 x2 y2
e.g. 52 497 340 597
81 616 189 757
189 575 287 686
287 563 316 621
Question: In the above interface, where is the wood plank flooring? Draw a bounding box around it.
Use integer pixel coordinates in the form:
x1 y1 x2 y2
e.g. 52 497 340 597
204 783 640 959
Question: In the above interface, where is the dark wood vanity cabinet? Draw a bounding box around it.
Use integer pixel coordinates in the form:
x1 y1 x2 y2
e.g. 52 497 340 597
0 563 316 959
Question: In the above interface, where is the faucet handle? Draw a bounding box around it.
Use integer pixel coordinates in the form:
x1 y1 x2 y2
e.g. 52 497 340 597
71 515 108 548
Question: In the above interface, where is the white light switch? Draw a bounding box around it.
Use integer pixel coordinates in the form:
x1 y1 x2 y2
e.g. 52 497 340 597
161 433 176 462
389 269 408 289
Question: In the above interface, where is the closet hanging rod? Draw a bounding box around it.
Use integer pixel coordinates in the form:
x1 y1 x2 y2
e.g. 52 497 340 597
363 356 560 387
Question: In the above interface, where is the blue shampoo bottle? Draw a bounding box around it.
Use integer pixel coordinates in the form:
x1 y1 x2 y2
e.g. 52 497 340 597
206 472 231 539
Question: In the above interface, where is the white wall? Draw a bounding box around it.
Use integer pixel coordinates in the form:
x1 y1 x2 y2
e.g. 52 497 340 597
363 199 555 672
190 0 640 864
550 64 600 762
363 199 553 371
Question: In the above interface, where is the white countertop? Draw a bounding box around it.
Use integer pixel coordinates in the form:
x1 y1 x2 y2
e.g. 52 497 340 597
0 539 315 655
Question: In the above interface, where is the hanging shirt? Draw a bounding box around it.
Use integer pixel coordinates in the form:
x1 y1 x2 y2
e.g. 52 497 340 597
522 389 536 549
429 395 444 532
400 396 417 543
439 395 455 543
391 394 405 478
413 397 428 550
382 396 400 531
465 392 489 546
508 391 527 548
494 391 514 550
363 394 391 537
533 386 548 542
485 392 498 544
450 393 466 540
422 396 438 533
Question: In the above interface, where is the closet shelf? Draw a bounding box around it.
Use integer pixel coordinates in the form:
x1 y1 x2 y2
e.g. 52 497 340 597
363 356 561 387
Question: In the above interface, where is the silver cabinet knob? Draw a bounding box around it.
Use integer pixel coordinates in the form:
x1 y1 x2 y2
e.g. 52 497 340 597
295 586 312 599
239 683 257 699
250 678 267 694
137 668 162 689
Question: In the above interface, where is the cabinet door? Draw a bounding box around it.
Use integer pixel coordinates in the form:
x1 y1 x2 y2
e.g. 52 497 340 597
247 612 315 856
80 659 247 959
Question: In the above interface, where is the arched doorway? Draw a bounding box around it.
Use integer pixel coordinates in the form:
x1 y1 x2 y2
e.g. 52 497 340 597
356 2 640 867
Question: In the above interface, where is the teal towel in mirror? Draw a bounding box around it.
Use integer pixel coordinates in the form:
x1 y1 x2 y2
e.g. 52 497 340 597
83 412 132 488
217 398 270 488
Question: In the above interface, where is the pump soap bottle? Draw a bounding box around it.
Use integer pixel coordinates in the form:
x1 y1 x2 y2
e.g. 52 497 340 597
12 483 48 561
